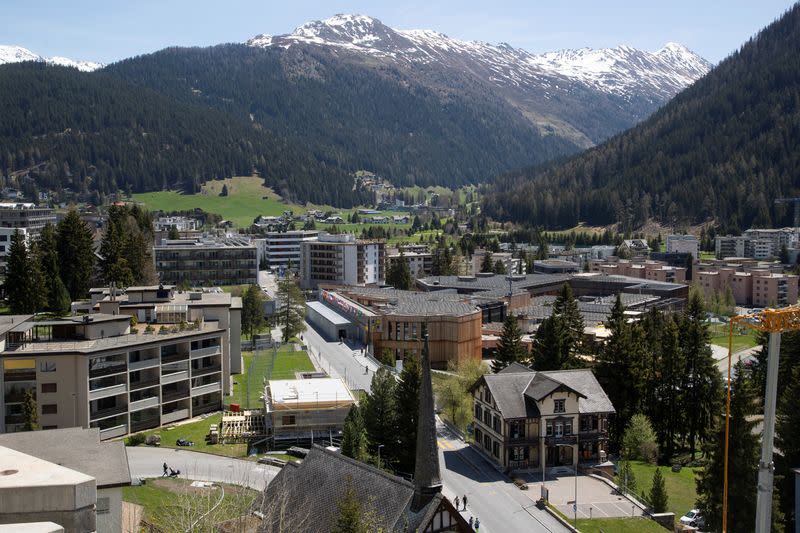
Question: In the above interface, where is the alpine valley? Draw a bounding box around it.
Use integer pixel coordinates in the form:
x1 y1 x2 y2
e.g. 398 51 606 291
0 14 710 205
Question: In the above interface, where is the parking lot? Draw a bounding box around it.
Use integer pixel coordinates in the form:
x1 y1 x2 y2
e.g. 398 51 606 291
524 473 646 519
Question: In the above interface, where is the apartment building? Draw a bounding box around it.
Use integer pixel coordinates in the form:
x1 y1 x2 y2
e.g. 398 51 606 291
470 364 614 472
261 230 319 272
589 258 687 284
1 287 240 439
666 234 700 259
715 236 748 258
299 233 385 290
716 228 797 260
386 249 433 278
154 236 259 286
0 202 56 234
154 216 200 232
695 266 799 306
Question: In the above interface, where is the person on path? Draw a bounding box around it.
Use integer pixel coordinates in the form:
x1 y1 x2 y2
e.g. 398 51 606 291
162 462 168 476
469 517 473 528
454 496 460 510
474 518 480 531
463 495 468 510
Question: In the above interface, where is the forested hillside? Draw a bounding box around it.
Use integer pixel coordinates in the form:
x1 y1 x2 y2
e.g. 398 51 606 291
483 4 800 231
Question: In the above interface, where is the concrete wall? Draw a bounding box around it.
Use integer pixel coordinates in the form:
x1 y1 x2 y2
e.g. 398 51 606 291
95 487 122 533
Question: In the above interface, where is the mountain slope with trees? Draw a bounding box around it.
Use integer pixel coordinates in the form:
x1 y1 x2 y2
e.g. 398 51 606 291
484 4 800 231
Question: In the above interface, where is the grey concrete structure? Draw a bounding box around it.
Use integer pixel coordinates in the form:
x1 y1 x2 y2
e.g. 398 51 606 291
0 446 96 533
154 236 259 286
0 428 130 533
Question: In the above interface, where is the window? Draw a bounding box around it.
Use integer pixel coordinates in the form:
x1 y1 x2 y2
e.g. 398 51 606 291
474 404 482 420
474 428 483 444
96 497 110 515
546 421 553 436
511 446 527 461
0 235 6 241
555 422 563 437
554 399 565 413
493 415 501 433
39 361 56 372
41 383 57 394
42 404 58 415
492 441 500 458
565 420 572 435
484 389 493 405
483 411 491 427
281 415 296 426
510 420 525 439
483 434 491 450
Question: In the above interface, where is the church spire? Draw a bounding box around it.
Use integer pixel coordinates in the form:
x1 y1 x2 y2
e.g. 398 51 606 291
412 327 442 511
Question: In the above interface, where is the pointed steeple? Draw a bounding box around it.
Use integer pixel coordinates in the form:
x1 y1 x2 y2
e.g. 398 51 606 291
412 327 442 511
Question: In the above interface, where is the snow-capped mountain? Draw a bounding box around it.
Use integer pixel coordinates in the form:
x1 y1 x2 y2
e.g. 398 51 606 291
247 14 710 101
0 45 102 72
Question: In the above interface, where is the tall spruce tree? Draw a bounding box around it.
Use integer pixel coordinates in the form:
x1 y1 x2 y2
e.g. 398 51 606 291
652 316 685 460
241 284 266 339
99 204 156 287
394 351 421 475
57 209 95 300
532 315 567 370
649 468 669 513
776 365 800 531
681 289 722 459
386 251 413 290
362 368 397 462
492 314 527 372
6 230 43 314
341 404 370 462
37 223 71 314
696 362 760 533
276 276 305 342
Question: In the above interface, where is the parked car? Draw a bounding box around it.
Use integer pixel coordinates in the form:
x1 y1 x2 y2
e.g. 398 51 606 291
680 509 705 528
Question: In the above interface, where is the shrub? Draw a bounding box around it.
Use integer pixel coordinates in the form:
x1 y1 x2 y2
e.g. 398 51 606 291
622 413 658 463
144 324 155 334
130 315 138 327
126 433 146 447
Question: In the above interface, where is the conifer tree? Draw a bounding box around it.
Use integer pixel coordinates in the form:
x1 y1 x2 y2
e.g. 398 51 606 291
36 223 70 314
681 289 722 459
241 284 266 339
652 316 685 460
531 315 566 371
387 251 413 290
480 251 494 272
362 368 397 461
696 362 760 533
57 209 95 300
492 314 527 372
776 365 800 531
493 258 507 274
22 389 38 431
331 475 377 533
341 404 369 462
394 351 421 474
6 230 40 314
276 276 305 342
552 283 583 355
649 468 669 513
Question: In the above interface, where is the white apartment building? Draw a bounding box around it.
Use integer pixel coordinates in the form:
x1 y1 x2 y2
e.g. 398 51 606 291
299 233 385 289
262 230 319 272
666 234 700 259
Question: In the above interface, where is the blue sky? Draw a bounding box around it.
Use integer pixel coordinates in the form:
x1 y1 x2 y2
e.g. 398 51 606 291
4 0 796 64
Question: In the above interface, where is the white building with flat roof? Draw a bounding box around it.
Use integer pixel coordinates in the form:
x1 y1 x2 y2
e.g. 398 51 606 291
666 234 700 259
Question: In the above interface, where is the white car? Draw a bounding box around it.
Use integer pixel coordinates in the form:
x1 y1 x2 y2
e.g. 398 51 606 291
680 509 705 528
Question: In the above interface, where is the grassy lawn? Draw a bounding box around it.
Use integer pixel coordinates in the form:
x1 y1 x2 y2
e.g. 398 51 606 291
618 461 699 518
123 477 257 531
575 518 667 533
133 413 248 458
230 346 315 409
708 323 761 351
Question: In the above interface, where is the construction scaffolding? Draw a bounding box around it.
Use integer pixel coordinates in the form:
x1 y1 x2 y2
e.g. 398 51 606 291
219 409 269 444
723 306 800 532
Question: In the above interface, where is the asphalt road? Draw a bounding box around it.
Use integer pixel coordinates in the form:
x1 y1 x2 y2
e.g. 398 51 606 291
126 446 279 491
436 421 569 533
301 320 379 392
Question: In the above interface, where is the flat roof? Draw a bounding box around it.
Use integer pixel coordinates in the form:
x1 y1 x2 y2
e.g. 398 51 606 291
306 301 351 326
0 428 130 488
267 378 355 405
0 445 94 490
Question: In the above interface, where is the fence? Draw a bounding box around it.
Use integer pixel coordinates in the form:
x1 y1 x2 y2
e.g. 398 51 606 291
241 343 279 410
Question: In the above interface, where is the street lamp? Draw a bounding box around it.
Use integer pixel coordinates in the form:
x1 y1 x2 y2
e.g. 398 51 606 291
377 444 384 465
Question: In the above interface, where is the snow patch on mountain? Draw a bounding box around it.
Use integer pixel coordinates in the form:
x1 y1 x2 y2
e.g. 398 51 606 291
246 14 710 98
0 45 103 72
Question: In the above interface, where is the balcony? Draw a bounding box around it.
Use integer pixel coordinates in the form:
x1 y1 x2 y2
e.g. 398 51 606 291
544 435 578 446
161 352 189 365
129 396 160 412
99 424 128 440
191 382 221 397
4 371 36 382
161 370 190 385
128 358 160 371
89 364 127 379
192 401 220 417
90 404 128 421
505 435 539 446
130 377 160 391
89 382 128 401
130 417 160 433
191 346 221 359
162 388 190 403
192 365 222 377
162 408 190 425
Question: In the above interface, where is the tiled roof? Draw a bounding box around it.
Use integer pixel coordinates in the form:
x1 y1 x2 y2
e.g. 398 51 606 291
543 369 616 414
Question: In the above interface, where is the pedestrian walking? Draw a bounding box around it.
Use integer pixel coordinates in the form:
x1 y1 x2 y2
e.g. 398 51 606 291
474 518 480 531
162 462 168 476
468 517 473 528
463 495 468 510
454 496 460 510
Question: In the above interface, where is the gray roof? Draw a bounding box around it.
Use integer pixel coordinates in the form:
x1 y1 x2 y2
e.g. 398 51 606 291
476 367 614 419
338 287 477 318
258 445 435 533
417 273 571 293
0 427 131 487
306 301 350 325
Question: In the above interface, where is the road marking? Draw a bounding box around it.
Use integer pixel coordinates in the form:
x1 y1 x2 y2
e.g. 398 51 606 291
437 438 454 450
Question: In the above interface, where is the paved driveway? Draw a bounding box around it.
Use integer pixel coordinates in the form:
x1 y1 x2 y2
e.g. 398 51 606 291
126 446 279 490
536 473 645 520
302 320 379 392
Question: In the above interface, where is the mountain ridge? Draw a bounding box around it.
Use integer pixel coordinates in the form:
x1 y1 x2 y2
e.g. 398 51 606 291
0 44 102 72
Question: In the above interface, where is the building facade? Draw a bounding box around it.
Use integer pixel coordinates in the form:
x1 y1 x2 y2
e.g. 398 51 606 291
470 365 614 473
154 236 259 286
299 233 385 290
666 234 700 259
695 266 798 307
0 202 56 234
261 230 319 272
386 250 433 278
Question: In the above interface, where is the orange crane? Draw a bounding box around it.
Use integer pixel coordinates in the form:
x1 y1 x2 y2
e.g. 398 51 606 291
722 307 800 532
